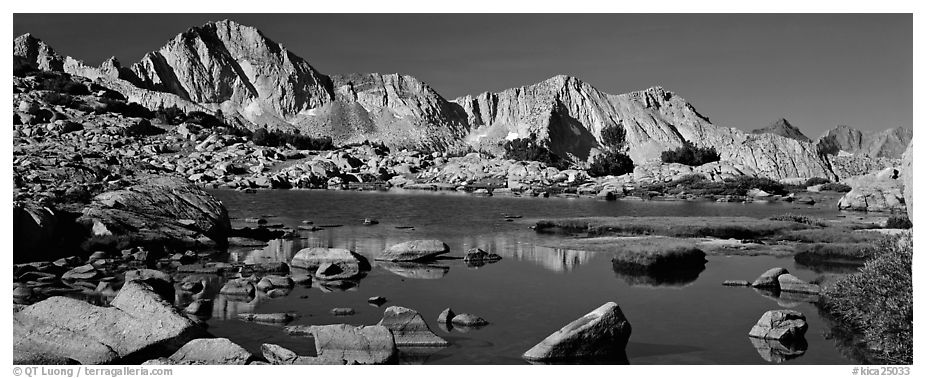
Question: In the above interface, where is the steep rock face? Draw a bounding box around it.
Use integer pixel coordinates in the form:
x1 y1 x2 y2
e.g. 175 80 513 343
750 118 810 142
126 19 333 126
294 73 470 150
13 33 64 72
454 76 835 180
816 125 912 159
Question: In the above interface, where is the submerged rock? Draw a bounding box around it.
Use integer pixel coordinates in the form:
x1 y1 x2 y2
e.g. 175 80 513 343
376 240 450 262
168 338 254 365
314 261 362 280
748 310 808 341
451 313 489 327
290 247 370 271
777 274 820 295
14 280 204 364
256 275 294 291
378 261 449 279
220 278 255 299
522 302 632 362
237 312 295 324
377 306 449 346
462 248 502 264
286 324 397 364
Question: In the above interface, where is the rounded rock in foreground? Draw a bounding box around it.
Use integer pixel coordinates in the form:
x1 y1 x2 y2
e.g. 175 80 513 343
522 302 631 362
748 310 808 341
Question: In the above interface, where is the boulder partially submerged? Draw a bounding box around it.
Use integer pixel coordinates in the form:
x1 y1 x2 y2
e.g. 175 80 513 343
522 302 632 362
14 279 205 364
748 310 808 341
376 240 450 262
290 247 370 273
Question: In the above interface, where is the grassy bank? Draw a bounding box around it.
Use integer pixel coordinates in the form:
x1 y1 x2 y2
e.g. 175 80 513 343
535 216 810 239
818 233 912 364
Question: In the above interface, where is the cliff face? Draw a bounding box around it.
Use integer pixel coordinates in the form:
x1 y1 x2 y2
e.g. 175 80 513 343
125 20 333 126
290 73 471 150
13 34 64 72
453 76 835 180
816 125 912 159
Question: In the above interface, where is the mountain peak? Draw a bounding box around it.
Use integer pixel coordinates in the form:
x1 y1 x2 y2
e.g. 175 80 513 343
750 117 810 142
13 33 64 72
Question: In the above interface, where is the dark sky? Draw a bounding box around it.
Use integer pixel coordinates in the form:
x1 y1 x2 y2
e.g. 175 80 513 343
13 14 912 138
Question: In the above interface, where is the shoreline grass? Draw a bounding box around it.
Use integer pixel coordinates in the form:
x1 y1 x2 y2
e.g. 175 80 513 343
818 233 912 364
535 216 810 239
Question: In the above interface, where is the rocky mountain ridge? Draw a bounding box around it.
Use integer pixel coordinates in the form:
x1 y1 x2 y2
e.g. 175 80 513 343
13 20 910 180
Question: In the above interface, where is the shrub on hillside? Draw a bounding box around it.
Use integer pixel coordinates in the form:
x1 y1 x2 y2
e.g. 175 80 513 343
154 105 186 126
661 143 721 166
97 98 154 119
123 119 165 137
41 92 75 107
251 127 334 150
587 150 635 177
37 72 90 95
184 110 225 128
600 123 627 149
503 135 569 170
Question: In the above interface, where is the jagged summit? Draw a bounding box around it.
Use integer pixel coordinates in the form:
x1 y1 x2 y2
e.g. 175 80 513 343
14 33 64 72
817 124 911 159
750 118 811 142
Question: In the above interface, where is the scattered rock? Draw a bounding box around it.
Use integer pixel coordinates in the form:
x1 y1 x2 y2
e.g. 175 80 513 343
287 324 397 364
290 247 370 271
438 308 455 327
522 302 632 362
748 310 808 341
14 280 203 364
376 240 450 262
261 343 345 365
722 280 751 287
451 313 489 327
168 338 254 365
377 306 449 346
237 313 295 323
777 274 821 295
330 308 355 316
751 267 789 289
368 296 387 306
219 278 255 298
256 275 295 291
462 248 502 264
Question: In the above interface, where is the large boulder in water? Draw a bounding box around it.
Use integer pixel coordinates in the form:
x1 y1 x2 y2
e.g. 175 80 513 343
377 306 449 346
748 310 808 341
376 240 450 262
522 302 632 362
751 267 789 288
14 279 204 364
290 247 370 271
168 338 254 365
77 175 231 249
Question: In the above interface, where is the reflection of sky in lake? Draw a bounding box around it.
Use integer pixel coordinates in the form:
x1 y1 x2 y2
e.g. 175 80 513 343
202 189 860 364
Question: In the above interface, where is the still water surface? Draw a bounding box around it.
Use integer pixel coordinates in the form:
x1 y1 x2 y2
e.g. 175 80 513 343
202 189 857 364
